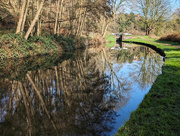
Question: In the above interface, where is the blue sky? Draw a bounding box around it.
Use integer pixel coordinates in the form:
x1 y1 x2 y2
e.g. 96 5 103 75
122 0 180 14
170 0 180 12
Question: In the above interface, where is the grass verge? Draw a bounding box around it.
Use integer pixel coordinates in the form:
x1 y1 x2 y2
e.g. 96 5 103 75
116 37 180 136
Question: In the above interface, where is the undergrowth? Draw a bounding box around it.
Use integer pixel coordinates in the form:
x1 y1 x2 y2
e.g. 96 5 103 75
0 33 85 59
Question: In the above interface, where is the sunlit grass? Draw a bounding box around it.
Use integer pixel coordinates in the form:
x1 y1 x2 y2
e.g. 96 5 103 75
105 41 116 48
142 35 158 41
105 33 116 42
105 34 116 48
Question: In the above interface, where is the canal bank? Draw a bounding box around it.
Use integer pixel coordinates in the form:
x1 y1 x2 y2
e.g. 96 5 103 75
116 37 180 136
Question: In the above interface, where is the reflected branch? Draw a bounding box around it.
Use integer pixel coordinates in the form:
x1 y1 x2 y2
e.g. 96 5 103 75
18 82 32 136
26 73 58 132
103 49 123 87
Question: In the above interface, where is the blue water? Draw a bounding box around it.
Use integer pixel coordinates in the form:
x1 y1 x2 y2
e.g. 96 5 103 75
0 43 164 136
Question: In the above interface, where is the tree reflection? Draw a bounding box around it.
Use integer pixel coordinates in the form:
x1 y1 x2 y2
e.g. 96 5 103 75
0 51 119 136
0 44 164 135
109 44 164 89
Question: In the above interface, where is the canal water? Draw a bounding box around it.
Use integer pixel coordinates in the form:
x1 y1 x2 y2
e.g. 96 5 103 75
0 43 164 136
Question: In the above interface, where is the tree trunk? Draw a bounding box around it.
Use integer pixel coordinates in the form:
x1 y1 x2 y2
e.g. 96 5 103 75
101 16 106 35
16 0 27 33
58 0 64 31
75 0 82 36
54 0 61 34
37 0 41 36
102 21 111 37
70 0 74 35
25 0 45 40
79 9 87 36
21 0 30 32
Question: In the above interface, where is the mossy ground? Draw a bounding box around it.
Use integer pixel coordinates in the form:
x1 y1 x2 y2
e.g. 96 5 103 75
116 37 180 136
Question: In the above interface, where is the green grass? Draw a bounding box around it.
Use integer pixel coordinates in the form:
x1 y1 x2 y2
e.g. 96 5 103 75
142 35 158 41
116 37 180 136
105 41 116 48
105 34 116 48
106 33 116 42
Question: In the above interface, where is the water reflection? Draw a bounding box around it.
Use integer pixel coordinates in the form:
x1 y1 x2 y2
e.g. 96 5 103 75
0 43 164 136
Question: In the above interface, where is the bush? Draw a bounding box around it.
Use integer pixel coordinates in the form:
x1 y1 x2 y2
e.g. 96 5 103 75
159 32 180 43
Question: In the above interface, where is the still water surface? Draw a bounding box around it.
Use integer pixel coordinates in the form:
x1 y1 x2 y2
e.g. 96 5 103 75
0 43 164 136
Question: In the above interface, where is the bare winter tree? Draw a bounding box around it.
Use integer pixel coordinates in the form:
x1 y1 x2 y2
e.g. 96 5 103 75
129 0 171 35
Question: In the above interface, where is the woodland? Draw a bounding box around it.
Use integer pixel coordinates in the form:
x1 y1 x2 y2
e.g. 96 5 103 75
0 0 179 39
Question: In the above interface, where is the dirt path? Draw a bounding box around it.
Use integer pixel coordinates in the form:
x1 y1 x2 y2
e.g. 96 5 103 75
139 36 180 49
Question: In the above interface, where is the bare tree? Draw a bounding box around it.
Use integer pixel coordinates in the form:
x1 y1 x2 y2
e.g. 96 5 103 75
25 0 45 39
102 0 126 37
0 0 129 38
16 0 27 33
129 0 171 35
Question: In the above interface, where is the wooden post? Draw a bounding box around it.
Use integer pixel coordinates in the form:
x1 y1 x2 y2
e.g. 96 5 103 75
120 35 123 42
120 42 122 48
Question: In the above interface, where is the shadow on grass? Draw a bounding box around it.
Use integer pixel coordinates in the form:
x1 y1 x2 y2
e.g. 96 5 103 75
155 40 180 46
123 41 166 57
162 48 179 52
168 56 180 59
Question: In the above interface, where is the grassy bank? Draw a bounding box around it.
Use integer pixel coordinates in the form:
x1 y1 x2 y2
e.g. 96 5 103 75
0 33 85 59
116 37 180 135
